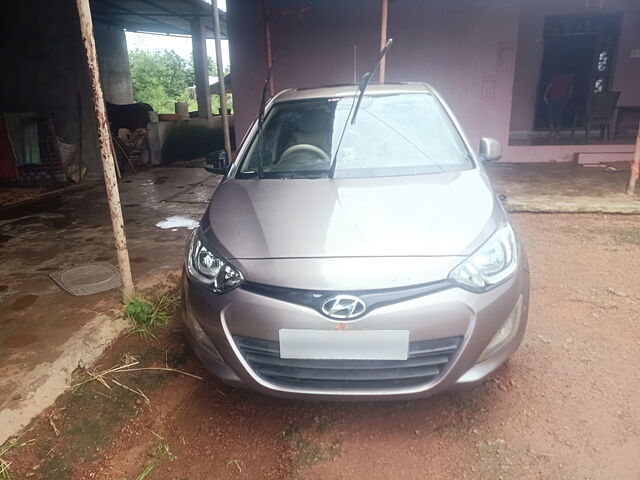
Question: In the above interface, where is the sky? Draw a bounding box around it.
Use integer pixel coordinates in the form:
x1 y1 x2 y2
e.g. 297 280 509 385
124 0 230 69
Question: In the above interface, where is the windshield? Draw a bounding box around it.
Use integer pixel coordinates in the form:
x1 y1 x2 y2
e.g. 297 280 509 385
237 93 473 179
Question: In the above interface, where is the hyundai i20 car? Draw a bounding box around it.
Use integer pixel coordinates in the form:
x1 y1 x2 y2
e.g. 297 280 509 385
182 83 529 400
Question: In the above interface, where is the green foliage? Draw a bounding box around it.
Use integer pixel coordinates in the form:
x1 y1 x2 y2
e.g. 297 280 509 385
129 48 233 115
0 436 35 480
129 49 194 113
124 294 180 336
136 444 176 480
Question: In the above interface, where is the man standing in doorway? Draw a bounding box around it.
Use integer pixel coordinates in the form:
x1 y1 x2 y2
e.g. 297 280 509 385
544 70 575 142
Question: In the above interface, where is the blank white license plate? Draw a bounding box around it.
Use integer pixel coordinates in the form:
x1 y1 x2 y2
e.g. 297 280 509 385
279 329 409 360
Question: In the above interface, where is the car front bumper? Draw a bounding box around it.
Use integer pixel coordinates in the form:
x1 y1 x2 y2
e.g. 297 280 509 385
182 264 529 400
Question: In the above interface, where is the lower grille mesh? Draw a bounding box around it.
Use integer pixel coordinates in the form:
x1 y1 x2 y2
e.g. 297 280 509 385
233 335 462 390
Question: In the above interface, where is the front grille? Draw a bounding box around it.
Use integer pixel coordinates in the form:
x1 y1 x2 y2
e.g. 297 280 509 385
233 335 462 390
241 280 454 320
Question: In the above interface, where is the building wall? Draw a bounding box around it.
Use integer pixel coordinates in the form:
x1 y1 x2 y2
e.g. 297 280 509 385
227 0 269 142
228 0 521 150
509 0 640 131
0 0 136 178
386 0 521 149
94 23 134 105
0 0 103 177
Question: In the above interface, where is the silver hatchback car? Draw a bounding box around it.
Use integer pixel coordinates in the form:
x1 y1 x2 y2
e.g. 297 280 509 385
182 83 529 400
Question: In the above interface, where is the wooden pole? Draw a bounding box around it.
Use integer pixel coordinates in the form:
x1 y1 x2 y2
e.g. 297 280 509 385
379 0 389 84
75 0 135 297
212 0 232 158
626 121 640 195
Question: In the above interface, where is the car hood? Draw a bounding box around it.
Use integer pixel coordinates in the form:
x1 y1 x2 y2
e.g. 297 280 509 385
204 170 503 260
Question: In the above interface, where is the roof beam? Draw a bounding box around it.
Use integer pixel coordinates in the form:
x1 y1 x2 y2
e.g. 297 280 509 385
93 0 191 35
93 10 209 17
136 0 209 19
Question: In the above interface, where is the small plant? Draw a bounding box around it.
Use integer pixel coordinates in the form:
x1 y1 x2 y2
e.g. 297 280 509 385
124 293 180 336
136 444 175 480
0 436 35 480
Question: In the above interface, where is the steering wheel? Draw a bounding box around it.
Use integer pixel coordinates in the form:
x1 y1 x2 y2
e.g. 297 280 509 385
277 144 330 167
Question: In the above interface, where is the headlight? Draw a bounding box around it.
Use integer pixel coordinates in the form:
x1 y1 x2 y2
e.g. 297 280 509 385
185 227 244 293
449 224 518 292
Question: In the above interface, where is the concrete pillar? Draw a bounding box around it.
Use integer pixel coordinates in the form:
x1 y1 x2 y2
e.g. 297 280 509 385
191 18 212 118
94 22 134 104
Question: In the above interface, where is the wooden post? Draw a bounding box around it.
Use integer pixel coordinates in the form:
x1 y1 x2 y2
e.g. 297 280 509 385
627 121 640 195
379 0 389 84
75 0 135 297
212 0 232 158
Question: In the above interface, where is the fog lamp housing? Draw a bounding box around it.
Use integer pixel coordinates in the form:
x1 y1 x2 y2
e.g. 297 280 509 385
476 295 523 364
185 304 224 363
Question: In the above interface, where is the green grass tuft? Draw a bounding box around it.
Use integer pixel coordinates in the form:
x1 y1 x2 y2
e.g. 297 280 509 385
0 436 35 480
124 294 180 337
136 444 175 480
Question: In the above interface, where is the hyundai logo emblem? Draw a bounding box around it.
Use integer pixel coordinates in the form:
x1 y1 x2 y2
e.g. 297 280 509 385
321 295 367 320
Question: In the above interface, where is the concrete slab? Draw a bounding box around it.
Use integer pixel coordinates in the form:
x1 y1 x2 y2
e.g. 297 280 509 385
0 167 219 444
487 163 640 214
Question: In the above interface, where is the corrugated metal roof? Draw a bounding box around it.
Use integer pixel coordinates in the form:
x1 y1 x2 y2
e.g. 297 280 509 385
90 0 227 39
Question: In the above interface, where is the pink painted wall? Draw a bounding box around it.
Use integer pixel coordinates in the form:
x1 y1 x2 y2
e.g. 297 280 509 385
509 0 640 131
227 0 637 163
228 0 521 150
227 1 269 144
386 0 521 149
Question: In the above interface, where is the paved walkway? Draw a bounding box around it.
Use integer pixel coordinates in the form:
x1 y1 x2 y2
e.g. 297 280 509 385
0 167 217 443
488 163 640 214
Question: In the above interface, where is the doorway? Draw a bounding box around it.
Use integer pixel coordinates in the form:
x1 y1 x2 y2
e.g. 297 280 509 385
533 15 620 130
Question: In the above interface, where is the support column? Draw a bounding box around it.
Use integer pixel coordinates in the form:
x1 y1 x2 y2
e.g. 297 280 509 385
191 18 212 118
379 0 388 83
626 121 640 195
212 0 232 157
75 0 135 297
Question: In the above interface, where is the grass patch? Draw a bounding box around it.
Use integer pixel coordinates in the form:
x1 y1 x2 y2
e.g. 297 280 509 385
0 436 35 480
136 444 175 480
124 294 180 337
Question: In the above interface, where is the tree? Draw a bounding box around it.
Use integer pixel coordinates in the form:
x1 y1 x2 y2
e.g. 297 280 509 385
129 49 194 113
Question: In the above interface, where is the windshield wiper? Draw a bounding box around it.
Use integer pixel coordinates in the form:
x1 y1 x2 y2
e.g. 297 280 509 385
351 39 393 126
329 39 393 178
257 65 273 180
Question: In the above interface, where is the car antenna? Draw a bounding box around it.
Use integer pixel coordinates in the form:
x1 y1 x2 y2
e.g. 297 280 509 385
329 38 393 178
257 65 274 179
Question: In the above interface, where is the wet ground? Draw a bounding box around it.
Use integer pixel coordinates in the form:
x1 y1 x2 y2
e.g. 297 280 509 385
488 163 640 213
0 167 220 443
4 212 640 480
1 163 640 477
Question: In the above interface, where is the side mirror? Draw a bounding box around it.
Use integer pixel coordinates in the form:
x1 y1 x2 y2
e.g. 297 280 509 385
479 137 502 162
204 150 230 174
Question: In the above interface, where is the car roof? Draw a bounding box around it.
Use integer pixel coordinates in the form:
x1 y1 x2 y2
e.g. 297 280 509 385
272 82 435 103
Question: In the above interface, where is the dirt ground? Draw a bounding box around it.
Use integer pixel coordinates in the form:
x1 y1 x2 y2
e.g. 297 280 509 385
5 212 640 480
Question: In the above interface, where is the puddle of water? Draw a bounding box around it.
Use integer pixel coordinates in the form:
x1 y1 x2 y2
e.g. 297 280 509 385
155 216 198 230
130 257 150 263
11 294 38 311
2 333 39 348
149 176 169 185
